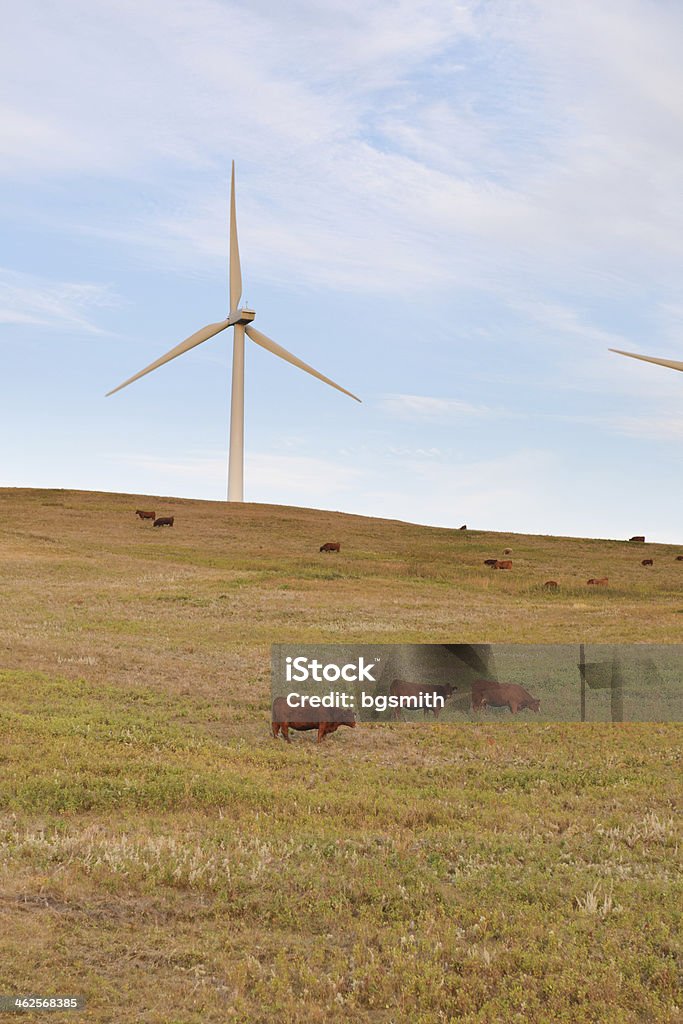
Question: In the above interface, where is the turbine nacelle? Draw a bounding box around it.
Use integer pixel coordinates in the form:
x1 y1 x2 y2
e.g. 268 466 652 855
227 308 256 327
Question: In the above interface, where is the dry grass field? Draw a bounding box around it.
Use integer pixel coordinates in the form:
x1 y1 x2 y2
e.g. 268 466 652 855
0 487 681 1023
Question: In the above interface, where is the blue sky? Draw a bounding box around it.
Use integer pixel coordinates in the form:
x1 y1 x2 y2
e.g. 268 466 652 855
2 0 682 541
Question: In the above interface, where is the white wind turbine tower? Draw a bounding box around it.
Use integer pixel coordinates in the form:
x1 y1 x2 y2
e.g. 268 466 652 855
107 162 361 501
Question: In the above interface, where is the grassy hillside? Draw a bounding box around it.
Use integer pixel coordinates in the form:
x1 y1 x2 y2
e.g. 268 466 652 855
0 488 680 1023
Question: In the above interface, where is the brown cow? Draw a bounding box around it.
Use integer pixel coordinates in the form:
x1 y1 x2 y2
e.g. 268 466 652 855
153 516 174 528
587 577 608 586
472 678 540 714
135 509 155 520
641 559 654 566
677 556 683 561
388 679 456 720
271 697 355 743
544 580 559 589
629 535 645 543
483 558 498 566
320 542 340 552
493 560 512 570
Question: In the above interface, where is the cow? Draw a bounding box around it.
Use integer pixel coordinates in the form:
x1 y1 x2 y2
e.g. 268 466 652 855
472 678 540 714
629 536 645 543
544 580 559 589
388 679 456 720
483 558 498 566
153 516 174 528
677 556 683 562
459 524 467 530
271 697 356 743
503 548 512 555
135 509 155 520
320 542 341 552
641 559 654 566
493 560 512 570
587 577 608 586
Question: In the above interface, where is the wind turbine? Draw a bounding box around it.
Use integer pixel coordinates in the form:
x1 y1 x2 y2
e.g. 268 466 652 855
106 161 361 501
609 348 683 373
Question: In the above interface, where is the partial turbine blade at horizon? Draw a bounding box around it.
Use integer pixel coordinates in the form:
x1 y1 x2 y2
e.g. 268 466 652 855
106 321 230 396
229 161 242 313
609 348 683 372
245 325 361 402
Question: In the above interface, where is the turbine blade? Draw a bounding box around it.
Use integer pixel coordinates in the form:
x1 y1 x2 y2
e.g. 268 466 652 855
106 321 230 396
245 325 361 402
609 348 683 372
230 161 242 313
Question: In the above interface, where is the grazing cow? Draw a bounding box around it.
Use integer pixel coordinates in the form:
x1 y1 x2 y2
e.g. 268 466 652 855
503 548 512 555
271 697 355 743
676 556 683 562
472 678 540 714
484 558 498 566
493 560 513 570
629 536 645 543
544 580 559 589
388 679 456 720
587 577 608 586
136 509 155 520
320 542 341 553
459 524 467 530
153 516 174 528
641 559 654 566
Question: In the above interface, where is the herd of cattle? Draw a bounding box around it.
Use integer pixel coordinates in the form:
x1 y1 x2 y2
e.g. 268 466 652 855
271 677 541 742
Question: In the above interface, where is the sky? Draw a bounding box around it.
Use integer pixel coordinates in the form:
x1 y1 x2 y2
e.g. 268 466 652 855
1 0 682 541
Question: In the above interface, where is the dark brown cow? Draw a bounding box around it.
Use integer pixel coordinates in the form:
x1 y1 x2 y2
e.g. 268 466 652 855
493 560 512 570
676 555 683 562
153 516 174 528
629 535 645 542
472 678 540 714
483 558 498 566
388 679 456 720
459 524 467 530
587 577 608 586
320 542 341 552
544 580 559 589
641 559 654 566
135 509 155 520
271 697 355 743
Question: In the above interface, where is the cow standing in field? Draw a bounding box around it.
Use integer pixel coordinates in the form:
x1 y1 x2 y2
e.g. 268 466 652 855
472 678 540 714
320 542 340 552
641 559 654 566
483 558 498 566
492 560 512 570
136 510 155 520
676 556 683 562
388 679 456 720
587 577 608 586
153 516 174 528
271 698 355 743
629 536 645 543
544 580 559 590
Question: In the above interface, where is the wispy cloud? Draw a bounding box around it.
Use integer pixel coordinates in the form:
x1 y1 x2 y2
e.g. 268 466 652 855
380 393 514 421
0 269 118 334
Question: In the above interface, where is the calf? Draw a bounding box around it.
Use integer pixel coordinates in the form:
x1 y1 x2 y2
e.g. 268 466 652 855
320 542 340 552
503 548 512 555
641 559 654 566
135 509 155 520
271 697 355 743
493 559 512 570
153 516 174 528
472 678 540 714
459 524 467 530
388 679 455 720
544 580 559 589
587 577 608 586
